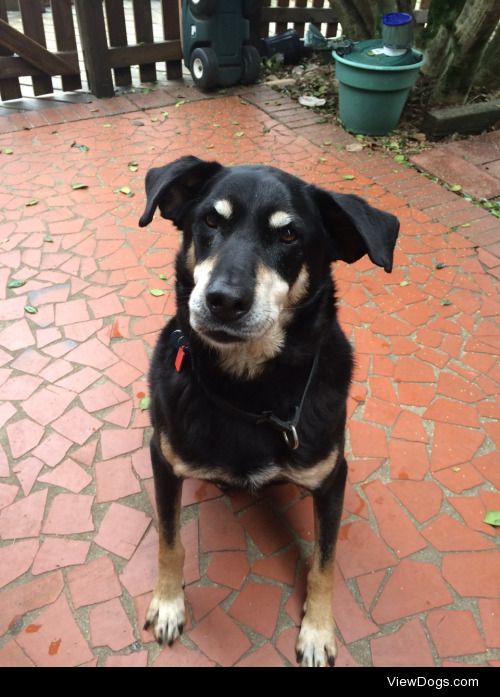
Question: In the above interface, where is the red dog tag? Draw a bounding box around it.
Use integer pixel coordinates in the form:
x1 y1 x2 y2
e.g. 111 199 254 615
175 346 186 372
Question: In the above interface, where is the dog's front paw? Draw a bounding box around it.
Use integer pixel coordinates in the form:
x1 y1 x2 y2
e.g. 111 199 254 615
296 618 337 667
144 593 185 646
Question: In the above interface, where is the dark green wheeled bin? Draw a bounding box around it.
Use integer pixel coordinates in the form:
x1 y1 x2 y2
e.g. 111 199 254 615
182 0 261 90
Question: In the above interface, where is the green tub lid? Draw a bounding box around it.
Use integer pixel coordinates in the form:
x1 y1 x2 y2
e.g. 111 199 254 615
336 39 422 68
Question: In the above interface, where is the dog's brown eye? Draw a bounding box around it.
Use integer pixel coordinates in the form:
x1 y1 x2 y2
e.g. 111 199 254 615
280 228 297 244
204 213 219 229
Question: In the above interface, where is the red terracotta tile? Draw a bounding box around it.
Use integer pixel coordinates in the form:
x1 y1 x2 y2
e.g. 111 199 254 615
95 456 141 502
13 456 44 495
0 295 28 321
363 480 426 557
0 443 9 477
185 585 232 622
371 619 434 667
119 526 158 597
392 411 429 443
22 385 76 426
189 606 252 666
199 499 246 552
207 551 249 590
372 559 453 624
389 439 429 481
240 501 294 554
0 640 34 667
0 374 42 401
0 482 19 510
0 570 64 636
64 337 119 369
152 642 216 667
80 380 130 413
32 538 90 575
353 327 391 355
363 397 400 427
397 382 436 406
38 458 92 493
423 513 495 552
55 299 90 326
88 294 124 319
72 438 98 466
434 463 485 493
426 609 485 657
236 644 286 667
103 400 133 428
394 357 436 383
112 339 150 373
89 598 135 651
181 518 200 586
105 360 144 387
356 569 386 610
336 520 396 578
334 568 378 643
52 406 102 445
64 319 103 342
105 651 149 667
15 594 93 667
423 398 481 427
442 551 500 598
54 366 100 393
100 428 144 460
6 417 44 458
43 493 94 535
472 452 500 489
388 480 443 524
437 372 483 403
0 539 39 588
95 502 151 558
349 421 388 458
67 555 122 609
478 599 500 649
181 478 222 506
0 488 47 540
348 458 384 483
252 548 299 586
449 495 498 537
264 483 302 509
431 422 484 470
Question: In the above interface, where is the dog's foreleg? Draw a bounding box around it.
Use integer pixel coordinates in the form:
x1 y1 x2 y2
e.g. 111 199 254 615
296 452 347 667
144 435 185 645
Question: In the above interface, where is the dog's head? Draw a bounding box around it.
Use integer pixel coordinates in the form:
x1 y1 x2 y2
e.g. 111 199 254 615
139 156 399 372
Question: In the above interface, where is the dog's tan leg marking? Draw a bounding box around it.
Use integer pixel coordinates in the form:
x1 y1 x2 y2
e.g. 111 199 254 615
296 509 337 668
145 444 185 646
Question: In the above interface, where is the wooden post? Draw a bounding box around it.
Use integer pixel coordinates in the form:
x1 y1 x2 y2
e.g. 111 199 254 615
51 0 82 91
104 0 132 86
162 0 182 80
74 0 114 98
0 0 22 99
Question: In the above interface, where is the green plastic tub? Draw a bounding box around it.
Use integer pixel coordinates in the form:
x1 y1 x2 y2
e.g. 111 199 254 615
333 39 425 136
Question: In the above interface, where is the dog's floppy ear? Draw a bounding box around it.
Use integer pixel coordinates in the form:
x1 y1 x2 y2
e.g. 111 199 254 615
313 187 399 272
139 155 223 228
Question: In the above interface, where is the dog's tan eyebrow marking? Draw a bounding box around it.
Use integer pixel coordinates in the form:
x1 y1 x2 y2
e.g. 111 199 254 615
214 199 233 219
269 211 292 228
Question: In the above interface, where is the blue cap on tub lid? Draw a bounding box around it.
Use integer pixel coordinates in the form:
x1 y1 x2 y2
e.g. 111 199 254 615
382 12 413 26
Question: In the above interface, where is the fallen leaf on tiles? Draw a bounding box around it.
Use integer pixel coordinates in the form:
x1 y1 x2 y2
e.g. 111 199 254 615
175 100 186 107
323 140 332 146
25 199 39 207
435 262 446 270
7 279 26 289
158 274 168 281
399 280 410 287
161 111 169 118
149 288 165 297
128 161 139 172
103 123 112 128
116 186 134 197
451 466 461 472
450 184 462 192
71 142 89 152
139 396 151 411
24 305 38 314
2 148 13 155
342 174 355 180
441 299 452 306
234 131 245 138
44 234 54 243
483 511 500 527
150 117 159 123
345 143 364 152
71 183 88 190
394 154 406 163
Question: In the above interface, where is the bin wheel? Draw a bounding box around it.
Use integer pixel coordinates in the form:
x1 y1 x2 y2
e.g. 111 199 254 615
241 45 261 85
242 0 259 18
188 0 216 18
190 47 218 90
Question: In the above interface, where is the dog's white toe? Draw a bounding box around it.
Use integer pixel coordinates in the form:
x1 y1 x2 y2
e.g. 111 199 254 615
296 619 337 668
145 593 185 646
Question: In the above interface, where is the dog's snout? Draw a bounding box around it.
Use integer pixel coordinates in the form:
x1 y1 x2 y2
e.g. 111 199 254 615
206 281 252 323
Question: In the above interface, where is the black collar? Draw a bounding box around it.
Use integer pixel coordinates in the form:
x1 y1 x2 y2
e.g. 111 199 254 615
169 329 320 450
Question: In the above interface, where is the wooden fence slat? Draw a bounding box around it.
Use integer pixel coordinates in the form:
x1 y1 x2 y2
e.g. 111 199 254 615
18 0 53 95
132 0 156 83
276 0 289 35
261 7 337 25
109 40 181 68
312 0 326 31
74 0 114 98
0 51 78 79
0 19 78 74
294 0 307 39
51 0 82 91
0 0 22 100
260 0 272 39
162 0 182 80
105 0 132 86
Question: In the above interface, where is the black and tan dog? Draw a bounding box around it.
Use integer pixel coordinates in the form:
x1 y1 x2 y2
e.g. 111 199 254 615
138 156 399 667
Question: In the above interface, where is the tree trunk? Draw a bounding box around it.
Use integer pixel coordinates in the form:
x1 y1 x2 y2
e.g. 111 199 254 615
422 0 500 104
328 1 416 40
471 22 500 95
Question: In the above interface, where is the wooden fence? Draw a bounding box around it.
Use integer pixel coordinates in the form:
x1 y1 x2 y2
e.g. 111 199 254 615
253 0 338 40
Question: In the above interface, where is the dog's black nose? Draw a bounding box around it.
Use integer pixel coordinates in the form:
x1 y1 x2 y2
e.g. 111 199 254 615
206 282 252 323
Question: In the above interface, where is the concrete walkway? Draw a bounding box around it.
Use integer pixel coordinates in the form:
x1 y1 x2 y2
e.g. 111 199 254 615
0 83 499 667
